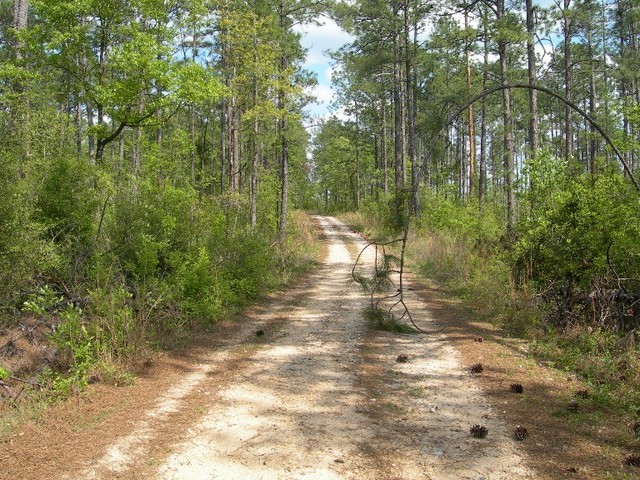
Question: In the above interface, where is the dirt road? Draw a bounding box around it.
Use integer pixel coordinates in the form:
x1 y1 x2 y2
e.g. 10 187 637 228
13 216 533 479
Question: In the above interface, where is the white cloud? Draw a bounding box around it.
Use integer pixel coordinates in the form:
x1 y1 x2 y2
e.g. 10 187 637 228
312 83 335 104
296 16 353 119
295 16 354 69
324 65 335 83
333 106 353 122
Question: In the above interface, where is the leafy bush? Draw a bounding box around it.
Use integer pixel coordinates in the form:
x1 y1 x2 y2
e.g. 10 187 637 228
515 154 640 330
46 305 95 397
0 165 58 309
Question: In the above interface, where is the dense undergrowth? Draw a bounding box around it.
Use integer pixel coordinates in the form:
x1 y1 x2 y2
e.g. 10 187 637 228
341 158 640 418
0 146 320 417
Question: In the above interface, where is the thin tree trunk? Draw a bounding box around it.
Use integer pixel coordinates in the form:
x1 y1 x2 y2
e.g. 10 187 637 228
406 1 419 216
87 103 95 159
465 10 476 197
393 7 404 194
250 39 260 232
381 97 388 195
564 0 574 163
133 123 142 176
526 0 539 160
76 98 83 157
277 1 289 241
602 0 610 164
588 37 598 175
230 93 240 191
479 7 489 211
498 0 515 229
220 99 227 192
355 100 361 209
13 0 29 167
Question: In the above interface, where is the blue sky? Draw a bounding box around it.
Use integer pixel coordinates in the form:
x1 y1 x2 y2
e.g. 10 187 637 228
295 16 354 121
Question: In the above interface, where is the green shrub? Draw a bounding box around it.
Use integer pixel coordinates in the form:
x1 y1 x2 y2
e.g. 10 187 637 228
0 167 58 309
174 247 223 322
514 156 640 329
46 305 95 396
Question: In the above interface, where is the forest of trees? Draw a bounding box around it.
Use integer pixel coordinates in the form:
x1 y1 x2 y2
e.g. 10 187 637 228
0 0 327 387
1 0 640 399
311 0 640 412
319 0 640 211
315 0 640 334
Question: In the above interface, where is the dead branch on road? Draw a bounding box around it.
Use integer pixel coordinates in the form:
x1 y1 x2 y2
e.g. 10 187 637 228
352 211 445 335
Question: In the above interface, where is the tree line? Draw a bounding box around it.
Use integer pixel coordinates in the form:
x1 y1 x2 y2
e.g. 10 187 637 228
314 0 640 334
317 0 640 214
0 0 323 385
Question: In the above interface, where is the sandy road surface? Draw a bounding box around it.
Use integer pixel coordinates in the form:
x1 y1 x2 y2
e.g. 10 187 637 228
64 216 533 480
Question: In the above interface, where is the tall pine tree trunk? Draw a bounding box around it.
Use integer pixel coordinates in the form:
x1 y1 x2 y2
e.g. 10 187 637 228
564 0 574 163
479 7 489 211
465 9 476 197
498 0 515 229
588 36 598 175
277 1 289 241
230 92 240 191
355 100 361 209
406 2 420 216
381 97 388 195
393 27 404 195
526 0 539 160
13 0 29 167
250 39 260 232
220 99 227 192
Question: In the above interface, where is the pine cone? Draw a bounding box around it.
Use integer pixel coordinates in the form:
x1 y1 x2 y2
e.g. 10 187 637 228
470 363 484 374
624 454 640 467
510 383 524 393
567 399 579 412
470 424 488 438
514 425 529 441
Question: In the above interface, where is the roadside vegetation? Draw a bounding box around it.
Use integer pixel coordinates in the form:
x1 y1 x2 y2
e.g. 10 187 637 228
339 162 640 445
0 0 324 429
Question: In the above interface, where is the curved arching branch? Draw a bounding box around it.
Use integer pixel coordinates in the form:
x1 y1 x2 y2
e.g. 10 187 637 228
445 83 640 193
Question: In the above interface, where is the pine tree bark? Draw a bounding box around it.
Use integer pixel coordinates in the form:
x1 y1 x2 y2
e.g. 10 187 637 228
393 4 404 195
12 0 27 59
406 1 420 216
588 33 598 175
498 0 515 229
355 100 361 209
230 92 240 191
465 9 476 197
479 7 489 211
526 0 539 159
564 0 574 163
277 1 289 241
220 99 227 192
13 0 29 166
250 39 260 232
381 97 388 195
